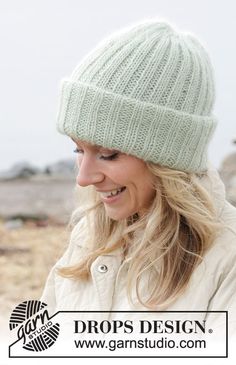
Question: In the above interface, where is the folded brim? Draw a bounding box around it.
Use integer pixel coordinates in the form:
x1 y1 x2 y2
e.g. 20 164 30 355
57 79 217 173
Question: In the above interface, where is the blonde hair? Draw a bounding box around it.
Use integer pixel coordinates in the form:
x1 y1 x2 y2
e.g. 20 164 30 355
59 162 223 309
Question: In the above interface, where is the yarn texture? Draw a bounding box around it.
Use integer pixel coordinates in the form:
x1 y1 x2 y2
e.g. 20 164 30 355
57 21 217 172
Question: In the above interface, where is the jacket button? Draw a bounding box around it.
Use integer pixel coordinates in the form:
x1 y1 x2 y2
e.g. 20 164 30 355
97 264 108 273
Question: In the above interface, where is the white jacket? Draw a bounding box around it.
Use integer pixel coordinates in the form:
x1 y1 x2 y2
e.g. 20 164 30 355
41 165 236 351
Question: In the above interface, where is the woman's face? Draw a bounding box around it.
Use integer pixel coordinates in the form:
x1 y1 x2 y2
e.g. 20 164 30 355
73 139 156 220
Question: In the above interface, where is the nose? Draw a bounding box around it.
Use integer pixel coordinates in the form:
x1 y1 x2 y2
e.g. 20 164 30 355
76 155 105 187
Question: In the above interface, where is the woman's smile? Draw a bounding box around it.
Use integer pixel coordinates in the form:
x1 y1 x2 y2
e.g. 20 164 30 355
73 139 155 220
97 186 127 203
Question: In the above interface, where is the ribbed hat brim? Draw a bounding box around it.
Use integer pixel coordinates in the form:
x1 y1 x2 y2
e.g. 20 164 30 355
57 79 217 172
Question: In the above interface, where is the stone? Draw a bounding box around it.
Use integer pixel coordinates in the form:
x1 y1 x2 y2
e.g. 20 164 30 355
219 151 236 206
4 219 24 230
44 159 76 177
0 162 40 181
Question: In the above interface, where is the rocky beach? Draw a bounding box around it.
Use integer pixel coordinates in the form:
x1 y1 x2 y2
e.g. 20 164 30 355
0 159 77 333
1 153 236 335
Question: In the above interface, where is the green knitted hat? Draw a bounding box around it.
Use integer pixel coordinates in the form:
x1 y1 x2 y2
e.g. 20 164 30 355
57 21 217 172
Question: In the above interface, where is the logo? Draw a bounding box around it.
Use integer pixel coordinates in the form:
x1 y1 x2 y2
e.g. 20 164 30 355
9 300 60 352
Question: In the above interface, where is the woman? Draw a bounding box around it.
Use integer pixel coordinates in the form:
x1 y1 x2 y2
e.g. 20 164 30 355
41 21 236 347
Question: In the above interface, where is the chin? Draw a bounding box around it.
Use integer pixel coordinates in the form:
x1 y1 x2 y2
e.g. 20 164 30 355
106 212 127 221
105 208 135 221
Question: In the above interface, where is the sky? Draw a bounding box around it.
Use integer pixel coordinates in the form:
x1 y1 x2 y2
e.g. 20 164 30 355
0 0 236 171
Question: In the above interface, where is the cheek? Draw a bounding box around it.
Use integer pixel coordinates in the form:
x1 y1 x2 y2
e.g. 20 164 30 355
140 184 155 202
127 176 155 204
138 173 155 204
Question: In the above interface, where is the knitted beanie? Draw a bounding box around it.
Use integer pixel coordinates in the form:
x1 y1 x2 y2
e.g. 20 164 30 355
57 21 217 172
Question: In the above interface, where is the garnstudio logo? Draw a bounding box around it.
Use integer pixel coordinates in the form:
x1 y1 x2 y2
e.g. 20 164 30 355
9 300 60 352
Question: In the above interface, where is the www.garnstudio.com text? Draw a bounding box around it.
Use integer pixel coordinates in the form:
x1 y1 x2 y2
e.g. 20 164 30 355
74 337 206 351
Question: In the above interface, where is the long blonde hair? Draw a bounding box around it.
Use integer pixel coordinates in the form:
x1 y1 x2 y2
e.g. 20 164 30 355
59 162 222 309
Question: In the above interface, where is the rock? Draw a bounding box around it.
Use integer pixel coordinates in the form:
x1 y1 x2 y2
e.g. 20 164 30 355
219 152 236 188
0 245 30 255
219 151 236 206
4 214 50 227
0 159 77 225
4 219 24 230
5 213 48 222
0 177 76 225
44 159 76 177
0 162 40 181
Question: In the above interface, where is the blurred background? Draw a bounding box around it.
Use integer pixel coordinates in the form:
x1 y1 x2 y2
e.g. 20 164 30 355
1 0 236 336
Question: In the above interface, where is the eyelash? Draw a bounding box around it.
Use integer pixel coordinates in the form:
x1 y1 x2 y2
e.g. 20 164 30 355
73 148 119 161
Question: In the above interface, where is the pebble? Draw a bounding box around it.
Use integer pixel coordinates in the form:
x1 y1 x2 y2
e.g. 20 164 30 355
4 219 24 230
